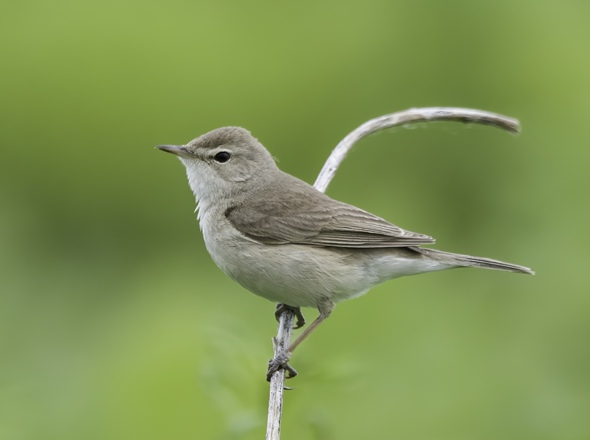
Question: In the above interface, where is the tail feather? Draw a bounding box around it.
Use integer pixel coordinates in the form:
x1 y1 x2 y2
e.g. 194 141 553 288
412 247 534 275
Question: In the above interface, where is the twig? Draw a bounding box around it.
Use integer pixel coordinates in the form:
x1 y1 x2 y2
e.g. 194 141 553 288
314 107 521 193
265 107 520 439
265 308 295 440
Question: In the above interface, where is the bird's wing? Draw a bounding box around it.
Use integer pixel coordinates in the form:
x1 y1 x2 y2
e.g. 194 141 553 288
225 179 434 248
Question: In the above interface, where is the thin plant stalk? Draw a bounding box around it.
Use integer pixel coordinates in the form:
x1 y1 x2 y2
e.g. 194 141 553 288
265 107 521 440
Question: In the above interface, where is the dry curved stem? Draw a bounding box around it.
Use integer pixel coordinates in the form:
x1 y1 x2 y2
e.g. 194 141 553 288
314 107 521 193
266 308 294 440
266 106 520 440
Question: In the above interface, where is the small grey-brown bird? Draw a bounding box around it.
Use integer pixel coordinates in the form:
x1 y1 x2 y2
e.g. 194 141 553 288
157 126 533 379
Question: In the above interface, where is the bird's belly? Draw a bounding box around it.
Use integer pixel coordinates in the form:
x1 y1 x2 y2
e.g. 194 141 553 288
200 213 449 309
203 227 369 308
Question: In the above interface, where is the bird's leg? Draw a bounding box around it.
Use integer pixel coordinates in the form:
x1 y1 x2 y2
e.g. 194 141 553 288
267 299 334 381
286 302 332 354
274 303 306 330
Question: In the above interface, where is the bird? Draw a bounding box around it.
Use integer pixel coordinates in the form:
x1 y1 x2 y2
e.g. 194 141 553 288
157 126 534 379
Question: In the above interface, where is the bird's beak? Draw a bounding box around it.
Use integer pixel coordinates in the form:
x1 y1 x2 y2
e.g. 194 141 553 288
156 145 192 158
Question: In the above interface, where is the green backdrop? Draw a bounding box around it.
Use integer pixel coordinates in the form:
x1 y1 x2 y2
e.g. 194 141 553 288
1 1 589 439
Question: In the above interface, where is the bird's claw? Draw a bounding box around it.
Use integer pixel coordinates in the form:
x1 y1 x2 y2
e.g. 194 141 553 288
266 350 297 381
275 304 306 330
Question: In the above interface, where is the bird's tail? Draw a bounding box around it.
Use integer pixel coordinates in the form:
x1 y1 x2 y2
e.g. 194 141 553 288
411 247 534 275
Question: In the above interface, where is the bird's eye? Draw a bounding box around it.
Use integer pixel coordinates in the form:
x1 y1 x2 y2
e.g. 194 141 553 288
213 151 231 163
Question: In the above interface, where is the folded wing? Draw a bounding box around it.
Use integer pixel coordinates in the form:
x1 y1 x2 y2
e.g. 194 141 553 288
225 176 434 248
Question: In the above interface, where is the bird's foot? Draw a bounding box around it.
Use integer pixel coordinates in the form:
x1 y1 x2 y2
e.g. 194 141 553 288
266 350 297 381
275 304 306 330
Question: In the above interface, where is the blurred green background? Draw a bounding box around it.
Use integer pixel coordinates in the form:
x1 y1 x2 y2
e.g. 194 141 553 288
1 0 589 439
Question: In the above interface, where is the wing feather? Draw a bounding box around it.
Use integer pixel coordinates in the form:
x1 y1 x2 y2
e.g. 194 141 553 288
225 173 434 248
